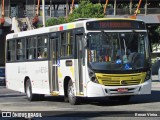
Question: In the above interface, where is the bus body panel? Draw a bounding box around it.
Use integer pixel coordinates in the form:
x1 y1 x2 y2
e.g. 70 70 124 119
57 59 76 95
6 61 50 94
6 62 26 92
58 59 85 96
25 61 50 94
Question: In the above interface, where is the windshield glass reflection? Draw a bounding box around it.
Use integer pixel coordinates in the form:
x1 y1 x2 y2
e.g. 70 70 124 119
88 32 149 70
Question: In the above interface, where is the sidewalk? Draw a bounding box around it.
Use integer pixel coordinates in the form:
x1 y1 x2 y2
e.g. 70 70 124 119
152 75 160 88
152 75 159 81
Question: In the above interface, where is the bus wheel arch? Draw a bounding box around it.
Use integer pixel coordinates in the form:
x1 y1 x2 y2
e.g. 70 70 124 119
67 79 80 105
24 77 35 101
24 77 41 101
63 77 80 105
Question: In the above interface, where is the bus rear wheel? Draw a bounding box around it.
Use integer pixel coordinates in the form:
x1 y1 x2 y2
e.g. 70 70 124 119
25 79 44 101
67 80 80 105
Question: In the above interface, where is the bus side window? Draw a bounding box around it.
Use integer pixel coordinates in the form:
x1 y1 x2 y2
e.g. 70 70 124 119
37 51 47 59
26 37 36 60
7 40 16 61
37 35 48 59
37 52 42 59
16 38 25 61
60 31 73 57
29 55 33 59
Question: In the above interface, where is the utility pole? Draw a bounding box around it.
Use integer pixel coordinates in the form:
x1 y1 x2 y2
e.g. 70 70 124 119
145 0 148 15
50 0 52 17
66 0 69 18
114 0 116 16
129 0 132 15
42 0 46 27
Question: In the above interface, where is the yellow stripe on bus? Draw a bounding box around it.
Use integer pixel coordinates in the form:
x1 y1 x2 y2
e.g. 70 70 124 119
70 67 74 78
58 68 63 78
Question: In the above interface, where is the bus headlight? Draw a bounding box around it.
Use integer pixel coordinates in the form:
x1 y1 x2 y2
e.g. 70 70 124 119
144 70 151 81
88 68 99 83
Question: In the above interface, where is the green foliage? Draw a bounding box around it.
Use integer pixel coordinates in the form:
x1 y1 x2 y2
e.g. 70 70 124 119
37 24 43 28
68 0 104 22
46 17 57 27
57 17 67 24
155 26 160 33
150 25 160 44
45 0 104 26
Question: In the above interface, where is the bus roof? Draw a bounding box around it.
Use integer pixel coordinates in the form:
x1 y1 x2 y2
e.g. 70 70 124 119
6 18 143 40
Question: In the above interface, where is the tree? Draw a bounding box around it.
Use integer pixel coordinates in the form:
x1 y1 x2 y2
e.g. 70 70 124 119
148 25 160 53
45 17 67 27
46 17 57 27
45 0 104 27
149 25 160 44
68 0 104 22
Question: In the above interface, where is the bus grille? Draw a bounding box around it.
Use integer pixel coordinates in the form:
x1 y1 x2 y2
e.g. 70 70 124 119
95 73 146 86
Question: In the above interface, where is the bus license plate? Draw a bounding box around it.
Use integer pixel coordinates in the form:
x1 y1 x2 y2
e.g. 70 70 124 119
117 88 128 92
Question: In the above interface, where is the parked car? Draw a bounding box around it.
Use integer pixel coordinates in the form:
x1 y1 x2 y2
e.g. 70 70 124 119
0 67 5 86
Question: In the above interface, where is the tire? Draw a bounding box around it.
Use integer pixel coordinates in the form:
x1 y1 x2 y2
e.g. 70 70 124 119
64 96 69 103
25 79 44 101
67 80 80 105
64 82 69 102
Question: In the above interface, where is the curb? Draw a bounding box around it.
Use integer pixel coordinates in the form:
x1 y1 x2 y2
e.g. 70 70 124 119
152 81 160 88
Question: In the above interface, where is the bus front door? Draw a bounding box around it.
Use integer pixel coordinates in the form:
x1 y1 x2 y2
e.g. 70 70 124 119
50 38 59 92
76 34 84 94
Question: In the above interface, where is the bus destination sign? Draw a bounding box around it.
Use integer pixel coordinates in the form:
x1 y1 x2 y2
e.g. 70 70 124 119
86 20 146 30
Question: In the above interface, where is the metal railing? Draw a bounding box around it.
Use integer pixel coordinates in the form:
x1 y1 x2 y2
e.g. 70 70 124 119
106 8 160 15
45 8 160 17
2 7 160 18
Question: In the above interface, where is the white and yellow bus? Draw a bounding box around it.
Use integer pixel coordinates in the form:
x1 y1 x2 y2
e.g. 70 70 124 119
6 18 151 105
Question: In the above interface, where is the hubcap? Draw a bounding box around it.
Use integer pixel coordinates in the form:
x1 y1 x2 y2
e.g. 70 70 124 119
26 84 31 98
68 85 75 101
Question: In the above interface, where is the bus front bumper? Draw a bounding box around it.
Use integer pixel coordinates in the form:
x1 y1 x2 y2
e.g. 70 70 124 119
86 79 151 97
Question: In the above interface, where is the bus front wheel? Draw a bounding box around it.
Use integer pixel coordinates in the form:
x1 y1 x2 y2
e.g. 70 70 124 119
67 80 80 105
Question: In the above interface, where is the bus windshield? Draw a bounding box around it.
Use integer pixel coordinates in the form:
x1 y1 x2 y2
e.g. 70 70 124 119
87 32 150 71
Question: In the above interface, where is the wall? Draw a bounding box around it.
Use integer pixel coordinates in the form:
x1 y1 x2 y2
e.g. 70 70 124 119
0 27 11 66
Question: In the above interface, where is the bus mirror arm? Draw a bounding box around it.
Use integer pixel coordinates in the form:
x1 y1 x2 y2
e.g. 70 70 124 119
83 35 89 48
83 34 89 48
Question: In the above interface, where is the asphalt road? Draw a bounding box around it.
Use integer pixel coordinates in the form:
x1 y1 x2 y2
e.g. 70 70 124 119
0 76 160 120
